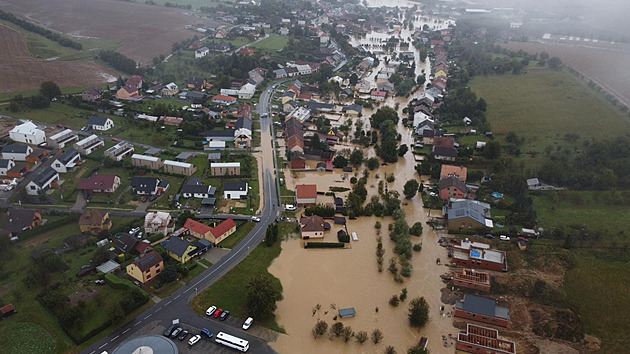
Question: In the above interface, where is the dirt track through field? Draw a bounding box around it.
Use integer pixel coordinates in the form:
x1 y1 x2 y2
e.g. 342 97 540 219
1 0 202 65
0 24 117 93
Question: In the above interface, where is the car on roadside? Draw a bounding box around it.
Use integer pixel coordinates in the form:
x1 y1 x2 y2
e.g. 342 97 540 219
200 328 213 338
251 216 261 222
485 234 496 239
206 306 217 316
242 317 253 330
499 235 510 241
178 330 189 341
188 334 201 346
170 327 183 338
163 324 177 337
220 310 230 321
213 309 223 318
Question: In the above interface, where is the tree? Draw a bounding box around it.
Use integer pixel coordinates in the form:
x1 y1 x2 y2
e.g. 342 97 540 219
349 149 364 167
403 179 420 199
379 120 399 163
484 141 501 159
408 297 430 327
367 157 380 170
389 295 400 307
410 222 423 236
161 265 178 282
312 320 328 339
341 326 354 342
371 328 384 344
349 73 359 85
400 288 408 301
370 106 399 128
386 346 397 354
398 144 409 157
355 330 368 343
246 274 282 320
333 155 348 168
40 81 61 100
331 321 344 337
548 56 563 70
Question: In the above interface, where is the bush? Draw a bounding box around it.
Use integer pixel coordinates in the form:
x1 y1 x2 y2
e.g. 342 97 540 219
304 204 335 217
355 330 368 344
305 242 345 249
312 320 328 339
389 295 400 307
17 214 79 240
413 244 422 252
331 321 344 337
410 222 423 236
408 297 430 328
371 329 384 344
338 232 350 243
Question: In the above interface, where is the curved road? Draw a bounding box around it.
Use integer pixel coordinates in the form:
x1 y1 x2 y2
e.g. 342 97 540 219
82 85 280 354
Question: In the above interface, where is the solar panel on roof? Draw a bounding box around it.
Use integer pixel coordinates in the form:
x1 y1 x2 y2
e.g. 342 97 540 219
139 255 155 266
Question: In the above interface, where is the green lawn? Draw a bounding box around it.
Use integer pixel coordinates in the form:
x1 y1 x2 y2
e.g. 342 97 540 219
564 251 630 353
469 70 630 153
190 226 286 332
533 191 630 239
251 36 289 51
217 221 255 249
0 322 58 354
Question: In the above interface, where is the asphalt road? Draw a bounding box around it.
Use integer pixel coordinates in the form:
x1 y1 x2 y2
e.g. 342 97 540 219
82 86 280 354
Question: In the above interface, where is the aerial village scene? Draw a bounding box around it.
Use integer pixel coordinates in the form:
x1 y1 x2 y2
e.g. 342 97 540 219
0 0 628 353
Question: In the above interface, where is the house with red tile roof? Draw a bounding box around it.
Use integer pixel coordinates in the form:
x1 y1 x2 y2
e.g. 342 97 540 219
440 165 468 182
370 90 387 101
78 174 121 194
183 218 237 245
296 184 317 205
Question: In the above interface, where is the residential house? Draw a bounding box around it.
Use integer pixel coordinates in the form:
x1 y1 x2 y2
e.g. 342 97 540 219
130 177 169 195
144 211 174 234
355 80 371 94
116 84 139 100
126 251 164 284
187 77 206 90
163 237 197 264
159 116 183 126
456 324 516 354
78 174 121 194
9 121 46 145
210 162 241 176
238 83 256 99
88 115 114 131
184 218 237 245
453 239 507 272
453 269 491 293
82 87 104 102
163 160 197 176
104 141 134 161
127 75 143 89
161 82 179 97
181 180 215 199
296 184 317 206
433 136 455 148
299 215 330 239
175 152 194 162
1 209 41 237
286 106 311 123
439 176 470 200
433 145 457 161
447 199 493 231
0 159 15 176
131 154 163 170
370 91 387 101
74 135 104 155
207 153 221 163
26 167 59 195
441 165 468 181
2 145 33 162
455 295 511 329
79 209 112 235
0 159 28 178
47 129 78 149
306 100 335 114
273 69 288 79
51 148 81 173
234 116 253 149
281 91 296 105
223 181 248 200
237 103 252 119
195 46 210 59
205 130 236 142
212 95 238 105
287 135 304 154
341 104 362 116
377 82 395 94
237 47 255 56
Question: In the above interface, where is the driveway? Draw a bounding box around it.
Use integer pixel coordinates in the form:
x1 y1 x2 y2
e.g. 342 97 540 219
201 248 231 264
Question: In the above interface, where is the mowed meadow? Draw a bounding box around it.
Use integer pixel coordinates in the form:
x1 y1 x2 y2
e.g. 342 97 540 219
469 69 630 152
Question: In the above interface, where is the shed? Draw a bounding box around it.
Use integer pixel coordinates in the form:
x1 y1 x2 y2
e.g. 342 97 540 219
1 304 16 318
338 307 356 318
334 216 346 225
96 260 120 274
201 198 216 207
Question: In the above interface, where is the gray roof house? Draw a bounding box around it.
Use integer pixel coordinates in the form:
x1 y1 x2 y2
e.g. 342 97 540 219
163 237 196 260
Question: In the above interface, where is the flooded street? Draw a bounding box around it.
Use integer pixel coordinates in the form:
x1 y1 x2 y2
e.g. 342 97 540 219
269 3 457 353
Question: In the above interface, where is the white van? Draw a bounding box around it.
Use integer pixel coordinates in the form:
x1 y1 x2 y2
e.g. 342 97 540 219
284 204 296 211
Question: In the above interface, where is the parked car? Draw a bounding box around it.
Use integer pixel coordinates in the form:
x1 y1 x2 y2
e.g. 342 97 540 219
170 327 183 338
284 204 296 211
205 306 217 316
178 330 189 341
149 195 158 202
251 216 261 222
141 196 148 203
188 334 201 346
200 328 213 338
499 235 510 241
163 324 177 337
242 317 253 330
485 234 496 239
220 310 230 321
213 309 223 318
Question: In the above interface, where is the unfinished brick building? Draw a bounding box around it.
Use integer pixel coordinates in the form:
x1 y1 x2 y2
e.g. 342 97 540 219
453 269 491 293
456 324 516 354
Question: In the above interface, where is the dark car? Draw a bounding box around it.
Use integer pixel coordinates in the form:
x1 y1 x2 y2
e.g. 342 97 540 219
170 327 183 338
220 310 230 321
485 234 495 239
149 195 158 202
178 330 189 341
200 328 213 338
163 324 177 337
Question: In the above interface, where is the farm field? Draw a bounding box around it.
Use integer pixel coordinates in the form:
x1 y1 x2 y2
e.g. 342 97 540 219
503 41 630 107
0 0 202 65
469 70 630 153
0 24 117 94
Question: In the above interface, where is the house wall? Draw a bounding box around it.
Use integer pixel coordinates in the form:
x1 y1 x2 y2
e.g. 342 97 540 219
453 257 504 272
132 157 163 170
163 164 197 176
26 173 59 195
0 160 15 176
91 119 113 131
126 261 164 283
168 245 195 264
214 225 236 245
454 309 510 329
10 130 46 145
52 155 81 174
301 230 324 239
453 279 491 293
440 187 467 201
296 197 317 206
448 217 486 231
224 190 247 200
2 151 30 162
435 154 456 161
210 166 240 176
235 136 251 149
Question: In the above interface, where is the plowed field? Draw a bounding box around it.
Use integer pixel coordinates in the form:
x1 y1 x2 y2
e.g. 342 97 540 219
0 24 116 93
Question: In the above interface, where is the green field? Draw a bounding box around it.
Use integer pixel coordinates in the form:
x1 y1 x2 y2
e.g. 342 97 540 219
190 223 291 332
533 191 630 239
0 322 57 354
469 70 630 153
564 251 630 353
218 221 255 249
251 35 289 51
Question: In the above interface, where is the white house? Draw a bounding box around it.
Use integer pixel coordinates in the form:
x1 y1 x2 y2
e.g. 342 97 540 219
2 145 33 161
295 64 312 75
287 106 311 123
195 46 210 59
47 129 78 149
0 159 15 176
9 121 46 145
74 134 105 155
223 181 248 200
51 148 81 173
87 115 114 131
26 167 59 195
238 83 256 99
161 82 179 97
144 211 174 234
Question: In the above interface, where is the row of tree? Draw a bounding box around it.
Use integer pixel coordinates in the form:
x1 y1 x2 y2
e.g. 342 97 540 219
0 10 82 49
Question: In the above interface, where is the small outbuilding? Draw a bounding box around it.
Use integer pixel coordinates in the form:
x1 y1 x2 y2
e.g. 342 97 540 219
1 304 16 318
338 307 356 319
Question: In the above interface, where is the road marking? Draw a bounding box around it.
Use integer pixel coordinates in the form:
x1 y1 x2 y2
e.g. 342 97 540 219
98 343 107 349
165 300 172 306
90 351 95 354
111 335 119 341
133 322 141 327
122 328 130 334
145 314 152 319
174 295 180 300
